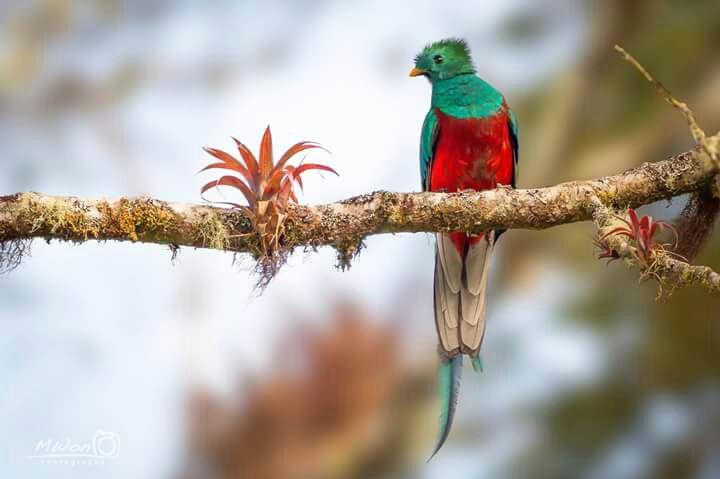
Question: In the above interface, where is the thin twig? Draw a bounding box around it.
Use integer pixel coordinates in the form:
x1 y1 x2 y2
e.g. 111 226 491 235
615 45 717 165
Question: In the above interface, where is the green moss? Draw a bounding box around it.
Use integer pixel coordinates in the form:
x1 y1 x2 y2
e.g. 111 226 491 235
99 198 177 242
19 193 100 242
197 212 230 250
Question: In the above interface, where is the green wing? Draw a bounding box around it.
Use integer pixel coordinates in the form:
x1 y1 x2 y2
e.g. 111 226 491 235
508 108 519 188
419 109 439 191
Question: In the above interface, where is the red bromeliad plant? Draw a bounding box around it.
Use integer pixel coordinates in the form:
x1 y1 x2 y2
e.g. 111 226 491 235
592 237 620 263
597 208 678 266
200 126 337 256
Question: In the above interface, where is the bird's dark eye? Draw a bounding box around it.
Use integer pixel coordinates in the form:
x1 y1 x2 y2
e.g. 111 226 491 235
433 54 444 64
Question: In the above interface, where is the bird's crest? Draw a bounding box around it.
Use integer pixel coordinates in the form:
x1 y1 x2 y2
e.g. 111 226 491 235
414 38 472 64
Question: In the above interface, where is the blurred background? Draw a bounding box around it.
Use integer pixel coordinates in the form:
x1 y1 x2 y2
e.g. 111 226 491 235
1 1 720 478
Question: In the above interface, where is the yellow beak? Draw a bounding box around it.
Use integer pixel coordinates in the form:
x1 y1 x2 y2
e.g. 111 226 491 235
409 67 426 77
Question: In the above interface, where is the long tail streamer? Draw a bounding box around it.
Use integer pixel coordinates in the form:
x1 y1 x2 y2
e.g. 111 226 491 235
428 354 463 461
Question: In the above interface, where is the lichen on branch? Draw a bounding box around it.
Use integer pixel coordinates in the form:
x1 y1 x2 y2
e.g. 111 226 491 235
0 141 716 257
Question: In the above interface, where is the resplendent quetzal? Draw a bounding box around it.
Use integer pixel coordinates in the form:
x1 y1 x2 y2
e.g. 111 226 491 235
410 38 518 458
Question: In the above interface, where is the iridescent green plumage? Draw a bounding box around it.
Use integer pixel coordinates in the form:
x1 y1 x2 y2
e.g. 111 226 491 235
413 38 475 81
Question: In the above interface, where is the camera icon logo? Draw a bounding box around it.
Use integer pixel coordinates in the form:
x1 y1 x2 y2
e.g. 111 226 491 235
92 430 120 458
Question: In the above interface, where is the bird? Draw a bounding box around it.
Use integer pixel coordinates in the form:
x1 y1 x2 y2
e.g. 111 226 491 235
410 38 518 459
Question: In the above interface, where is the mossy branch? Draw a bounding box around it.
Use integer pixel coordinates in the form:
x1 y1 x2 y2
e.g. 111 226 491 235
0 140 717 259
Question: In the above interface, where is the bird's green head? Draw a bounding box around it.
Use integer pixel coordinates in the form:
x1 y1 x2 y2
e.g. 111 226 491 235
410 38 475 82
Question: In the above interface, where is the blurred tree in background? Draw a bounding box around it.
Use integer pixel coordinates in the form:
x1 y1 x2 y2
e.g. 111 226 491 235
505 1 720 478
180 305 432 479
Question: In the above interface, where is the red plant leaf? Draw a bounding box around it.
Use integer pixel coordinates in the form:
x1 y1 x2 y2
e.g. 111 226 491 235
277 177 294 208
232 137 260 187
272 142 328 176
639 215 651 233
259 126 274 179
593 238 620 262
286 165 304 191
202 146 237 164
649 221 660 240
600 227 633 240
199 161 232 172
200 175 256 208
262 169 293 201
614 216 632 229
199 159 253 185
628 208 641 232
293 163 339 177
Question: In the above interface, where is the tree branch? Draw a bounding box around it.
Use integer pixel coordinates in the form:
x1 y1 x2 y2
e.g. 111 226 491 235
0 142 717 260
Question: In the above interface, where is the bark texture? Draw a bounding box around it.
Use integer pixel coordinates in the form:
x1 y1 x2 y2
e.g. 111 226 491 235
0 143 716 258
